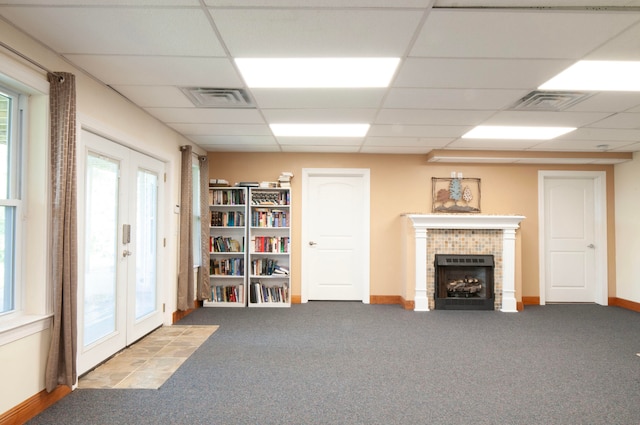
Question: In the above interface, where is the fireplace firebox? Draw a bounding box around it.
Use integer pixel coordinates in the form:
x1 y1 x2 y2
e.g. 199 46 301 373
434 254 495 310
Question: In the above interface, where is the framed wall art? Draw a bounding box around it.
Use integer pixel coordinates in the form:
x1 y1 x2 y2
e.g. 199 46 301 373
432 177 481 213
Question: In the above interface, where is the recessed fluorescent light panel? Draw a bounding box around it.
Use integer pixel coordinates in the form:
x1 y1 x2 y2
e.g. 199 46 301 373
270 124 370 138
462 126 576 140
539 61 640 91
235 58 400 88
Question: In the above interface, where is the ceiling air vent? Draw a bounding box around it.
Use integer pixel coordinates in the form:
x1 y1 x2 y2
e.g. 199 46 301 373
180 87 255 108
509 90 593 111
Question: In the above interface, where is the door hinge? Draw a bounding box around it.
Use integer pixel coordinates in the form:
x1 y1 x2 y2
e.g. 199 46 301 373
162 303 165 313
163 237 166 247
164 173 167 182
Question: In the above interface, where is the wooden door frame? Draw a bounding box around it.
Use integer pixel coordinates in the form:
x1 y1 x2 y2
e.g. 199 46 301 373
301 168 370 304
538 170 608 305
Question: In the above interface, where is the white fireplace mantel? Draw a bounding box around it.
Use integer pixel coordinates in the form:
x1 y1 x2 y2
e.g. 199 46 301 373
404 214 525 312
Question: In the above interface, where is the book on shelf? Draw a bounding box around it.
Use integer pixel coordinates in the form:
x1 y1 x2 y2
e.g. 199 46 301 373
211 284 244 303
250 280 289 304
211 211 245 227
210 236 244 253
251 236 289 253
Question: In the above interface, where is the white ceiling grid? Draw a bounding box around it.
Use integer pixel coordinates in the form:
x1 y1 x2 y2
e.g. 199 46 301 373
0 1 639 155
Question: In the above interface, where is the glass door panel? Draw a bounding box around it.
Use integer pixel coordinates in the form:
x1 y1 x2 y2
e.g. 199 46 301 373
135 169 158 320
83 153 119 346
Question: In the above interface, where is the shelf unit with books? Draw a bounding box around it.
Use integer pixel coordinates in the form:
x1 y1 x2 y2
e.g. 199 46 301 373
248 187 291 307
203 187 247 307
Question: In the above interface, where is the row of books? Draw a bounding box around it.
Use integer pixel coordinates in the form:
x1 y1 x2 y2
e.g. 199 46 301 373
210 284 244 303
250 190 290 206
250 258 290 276
210 258 244 276
211 211 245 227
251 209 288 228
252 236 289 253
249 281 289 304
210 236 244 253
209 189 245 206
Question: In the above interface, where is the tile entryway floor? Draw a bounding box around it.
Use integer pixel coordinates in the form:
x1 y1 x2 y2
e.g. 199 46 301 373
78 325 218 389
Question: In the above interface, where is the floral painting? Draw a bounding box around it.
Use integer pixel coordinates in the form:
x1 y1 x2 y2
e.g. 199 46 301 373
432 177 481 213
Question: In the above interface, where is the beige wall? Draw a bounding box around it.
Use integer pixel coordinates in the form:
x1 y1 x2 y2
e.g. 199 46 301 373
209 152 617 301
615 152 640 303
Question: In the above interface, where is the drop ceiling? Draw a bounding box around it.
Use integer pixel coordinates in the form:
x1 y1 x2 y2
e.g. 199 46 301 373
1 0 640 159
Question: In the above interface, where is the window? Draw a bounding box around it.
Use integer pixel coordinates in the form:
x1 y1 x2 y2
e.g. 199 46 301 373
0 86 22 316
191 159 201 267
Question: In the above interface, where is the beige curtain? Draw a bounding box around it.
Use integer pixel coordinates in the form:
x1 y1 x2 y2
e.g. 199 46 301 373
197 155 210 300
177 145 194 311
45 72 78 392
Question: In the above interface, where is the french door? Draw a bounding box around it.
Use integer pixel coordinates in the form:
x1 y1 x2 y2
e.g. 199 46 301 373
78 130 165 375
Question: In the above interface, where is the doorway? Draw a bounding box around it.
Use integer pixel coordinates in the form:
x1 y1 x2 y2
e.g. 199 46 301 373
77 130 166 375
301 168 370 303
538 171 608 305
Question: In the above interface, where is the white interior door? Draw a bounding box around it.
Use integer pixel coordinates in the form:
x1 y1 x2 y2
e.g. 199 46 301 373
540 172 606 304
78 130 165 375
302 169 370 302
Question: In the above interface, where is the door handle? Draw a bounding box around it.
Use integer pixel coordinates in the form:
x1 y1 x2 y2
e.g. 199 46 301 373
123 249 133 257
308 241 317 246
587 244 595 249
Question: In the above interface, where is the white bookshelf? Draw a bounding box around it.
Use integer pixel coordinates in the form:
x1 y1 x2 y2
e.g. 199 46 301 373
203 187 247 307
248 187 291 307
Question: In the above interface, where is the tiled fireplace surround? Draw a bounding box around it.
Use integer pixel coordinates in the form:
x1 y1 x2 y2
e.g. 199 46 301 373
404 214 525 312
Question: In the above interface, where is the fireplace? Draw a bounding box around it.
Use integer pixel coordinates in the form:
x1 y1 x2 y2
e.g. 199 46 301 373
434 254 495 310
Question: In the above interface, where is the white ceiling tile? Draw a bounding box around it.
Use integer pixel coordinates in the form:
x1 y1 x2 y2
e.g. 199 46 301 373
111 85 193 107
144 108 265 124
211 8 424 57
434 0 640 6
261 109 377 124
207 0 431 6
482 111 611 127
530 139 637 151
169 123 271 136
610 142 640 152
360 146 433 154
383 88 527 109
585 19 640 60
281 145 360 153
0 6 225 56
188 135 278 145
201 144 281 152
375 109 494 126
250 88 387 109
368 124 468 138
556 128 640 141
566 92 640 113
394 58 571 89
445 139 545 150
66 55 242 86
587 113 640 129
364 137 452 147
0 1 200 4
276 137 363 146
410 10 640 59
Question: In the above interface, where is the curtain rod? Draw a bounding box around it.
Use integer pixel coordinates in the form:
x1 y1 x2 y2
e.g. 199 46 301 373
0 40 65 82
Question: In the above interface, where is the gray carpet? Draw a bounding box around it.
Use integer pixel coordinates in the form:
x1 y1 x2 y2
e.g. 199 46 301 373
28 303 640 424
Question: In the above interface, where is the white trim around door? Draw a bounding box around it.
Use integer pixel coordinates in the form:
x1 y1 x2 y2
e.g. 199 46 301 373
538 170 608 306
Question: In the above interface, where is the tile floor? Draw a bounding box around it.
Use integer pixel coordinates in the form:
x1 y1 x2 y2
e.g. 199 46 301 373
78 325 218 389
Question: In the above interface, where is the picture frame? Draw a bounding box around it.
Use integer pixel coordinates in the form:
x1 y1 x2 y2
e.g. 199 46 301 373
432 177 481 213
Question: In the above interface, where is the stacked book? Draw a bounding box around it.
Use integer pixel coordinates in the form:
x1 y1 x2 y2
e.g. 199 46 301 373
278 171 293 188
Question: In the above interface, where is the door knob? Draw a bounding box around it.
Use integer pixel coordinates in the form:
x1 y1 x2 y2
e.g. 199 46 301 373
308 241 317 246
123 249 133 257
587 244 595 249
